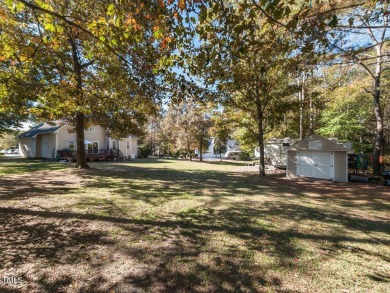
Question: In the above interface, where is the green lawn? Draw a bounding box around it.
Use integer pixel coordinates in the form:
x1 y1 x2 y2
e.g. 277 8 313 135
0 157 70 175
0 158 389 292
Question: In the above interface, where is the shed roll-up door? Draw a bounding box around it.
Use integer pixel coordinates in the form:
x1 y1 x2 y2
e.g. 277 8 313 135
297 152 333 179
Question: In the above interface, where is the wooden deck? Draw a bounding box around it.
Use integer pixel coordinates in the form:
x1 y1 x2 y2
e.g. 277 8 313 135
57 149 124 162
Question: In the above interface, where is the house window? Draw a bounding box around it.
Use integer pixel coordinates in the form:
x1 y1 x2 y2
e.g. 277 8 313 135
309 140 322 150
87 141 99 153
69 141 75 150
106 140 110 149
127 141 129 149
112 141 117 149
86 127 95 132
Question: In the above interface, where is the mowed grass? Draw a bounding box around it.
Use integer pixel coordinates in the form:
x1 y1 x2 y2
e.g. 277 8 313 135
0 157 389 293
0 157 70 175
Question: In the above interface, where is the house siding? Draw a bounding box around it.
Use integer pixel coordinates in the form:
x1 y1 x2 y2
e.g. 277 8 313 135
57 125 107 150
84 126 106 149
334 151 348 182
119 137 137 159
57 125 76 150
286 150 297 178
39 134 56 159
19 138 36 158
36 135 42 158
287 134 349 153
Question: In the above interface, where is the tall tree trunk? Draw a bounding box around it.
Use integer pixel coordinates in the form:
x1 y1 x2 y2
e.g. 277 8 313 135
299 75 305 140
309 95 313 134
255 101 266 176
75 112 88 168
372 77 383 176
298 92 303 139
371 37 384 176
257 118 266 177
361 16 387 175
187 144 192 161
70 30 88 168
254 90 266 176
199 134 203 162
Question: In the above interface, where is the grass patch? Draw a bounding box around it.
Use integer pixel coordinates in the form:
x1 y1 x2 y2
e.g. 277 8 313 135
0 157 70 175
0 158 389 292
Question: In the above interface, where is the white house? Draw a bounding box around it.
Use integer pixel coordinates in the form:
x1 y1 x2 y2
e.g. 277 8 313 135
18 122 137 160
196 139 241 159
197 138 215 159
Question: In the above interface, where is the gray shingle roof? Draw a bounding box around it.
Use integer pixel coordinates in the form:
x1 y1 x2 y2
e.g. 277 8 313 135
287 134 349 152
18 122 63 138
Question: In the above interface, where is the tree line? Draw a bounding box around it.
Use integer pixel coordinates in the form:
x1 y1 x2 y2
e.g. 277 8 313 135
0 0 389 175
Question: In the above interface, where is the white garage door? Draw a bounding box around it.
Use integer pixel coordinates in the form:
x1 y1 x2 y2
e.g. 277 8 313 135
297 152 333 179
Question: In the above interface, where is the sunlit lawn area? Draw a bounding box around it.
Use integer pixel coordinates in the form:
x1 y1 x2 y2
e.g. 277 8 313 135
0 156 71 175
0 157 389 292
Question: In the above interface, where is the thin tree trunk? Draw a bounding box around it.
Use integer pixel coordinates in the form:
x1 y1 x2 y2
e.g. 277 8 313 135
187 144 192 161
299 76 305 140
257 119 266 177
255 102 266 176
372 77 383 176
199 134 203 162
254 88 266 176
309 95 313 134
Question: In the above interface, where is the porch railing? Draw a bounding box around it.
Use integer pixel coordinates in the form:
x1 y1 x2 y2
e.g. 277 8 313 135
57 148 125 161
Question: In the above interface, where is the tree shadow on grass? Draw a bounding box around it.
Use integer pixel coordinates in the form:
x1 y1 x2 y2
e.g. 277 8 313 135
76 166 282 207
0 203 388 292
119 251 274 292
70 166 390 248
79 165 390 214
274 177 390 212
0 163 389 292
116 201 389 292
0 157 69 175
0 169 81 201
0 180 78 201
0 286 23 293
259 200 390 236
201 160 247 166
106 158 175 164
0 208 117 293
0 206 275 292
0 211 111 268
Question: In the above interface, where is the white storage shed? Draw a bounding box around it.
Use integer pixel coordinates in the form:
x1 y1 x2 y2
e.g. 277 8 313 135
286 134 349 182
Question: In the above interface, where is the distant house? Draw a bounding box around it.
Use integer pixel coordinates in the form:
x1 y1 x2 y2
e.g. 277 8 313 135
197 139 241 159
198 138 216 159
18 122 137 160
226 139 240 152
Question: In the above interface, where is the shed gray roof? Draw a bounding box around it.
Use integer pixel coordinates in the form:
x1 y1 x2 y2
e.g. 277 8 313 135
287 134 349 152
18 122 63 138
